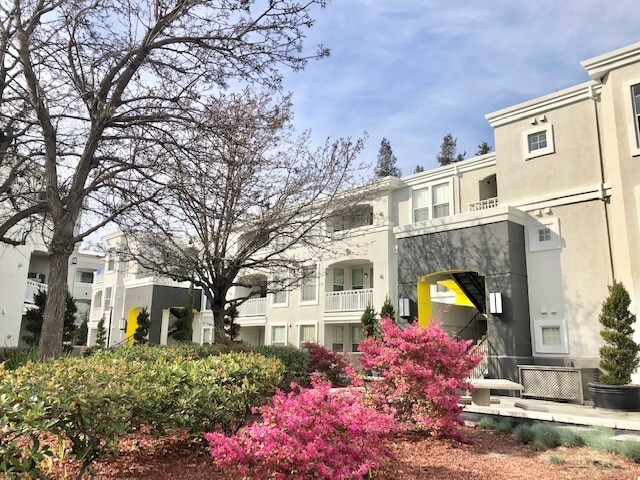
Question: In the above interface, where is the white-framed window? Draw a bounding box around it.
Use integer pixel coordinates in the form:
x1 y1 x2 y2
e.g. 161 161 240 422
332 326 344 352
533 318 568 354
333 268 344 291
632 84 640 147
351 268 364 290
351 325 364 352
300 265 318 303
432 182 451 218
298 323 317 347
523 124 555 159
271 273 288 307
430 283 455 304
79 271 94 283
103 286 112 311
624 80 640 156
529 218 561 252
271 324 287 346
106 249 116 272
202 326 214 345
413 187 430 222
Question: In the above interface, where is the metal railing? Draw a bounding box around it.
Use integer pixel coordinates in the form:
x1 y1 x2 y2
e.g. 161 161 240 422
468 197 498 212
238 298 267 317
25 279 47 304
469 337 489 380
325 288 373 312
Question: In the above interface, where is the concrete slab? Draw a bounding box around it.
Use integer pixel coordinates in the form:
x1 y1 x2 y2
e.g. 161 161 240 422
611 434 640 442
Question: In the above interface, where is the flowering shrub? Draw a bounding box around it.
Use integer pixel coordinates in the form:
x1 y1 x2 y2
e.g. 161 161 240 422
358 316 481 441
302 342 349 386
206 378 398 479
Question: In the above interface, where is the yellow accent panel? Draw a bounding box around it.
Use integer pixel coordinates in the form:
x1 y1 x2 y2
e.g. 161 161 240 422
438 279 474 307
126 308 141 345
416 280 432 327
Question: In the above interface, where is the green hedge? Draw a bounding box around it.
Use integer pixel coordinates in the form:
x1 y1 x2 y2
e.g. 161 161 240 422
0 351 284 478
252 345 310 383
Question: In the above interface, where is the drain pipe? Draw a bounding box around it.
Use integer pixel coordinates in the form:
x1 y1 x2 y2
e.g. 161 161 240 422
590 84 615 281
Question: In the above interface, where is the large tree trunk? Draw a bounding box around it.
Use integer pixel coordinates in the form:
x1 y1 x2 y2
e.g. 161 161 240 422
210 292 227 342
38 227 74 359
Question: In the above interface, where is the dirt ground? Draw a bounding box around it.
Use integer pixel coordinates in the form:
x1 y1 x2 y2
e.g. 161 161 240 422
45 425 640 480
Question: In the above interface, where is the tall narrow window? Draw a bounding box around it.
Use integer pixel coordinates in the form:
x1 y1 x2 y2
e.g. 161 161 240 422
333 268 344 291
332 326 344 352
632 84 640 147
413 187 429 222
107 251 115 271
272 273 288 305
351 268 364 290
271 325 286 346
104 286 112 311
301 265 317 302
432 183 450 218
299 324 316 347
351 325 364 352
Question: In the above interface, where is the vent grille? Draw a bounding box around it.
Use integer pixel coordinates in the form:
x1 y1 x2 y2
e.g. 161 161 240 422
518 366 585 403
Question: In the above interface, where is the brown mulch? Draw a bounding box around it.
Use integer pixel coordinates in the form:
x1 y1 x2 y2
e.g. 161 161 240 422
44 426 640 480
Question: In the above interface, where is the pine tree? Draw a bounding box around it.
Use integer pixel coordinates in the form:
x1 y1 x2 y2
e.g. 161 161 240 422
224 305 241 341
76 314 88 346
414 165 424 174
361 303 379 338
96 315 107 348
598 281 640 385
436 133 466 166
133 307 151 345
476 141 492 156
22 290 77 347
170 284 195 342
380 295 396 323
374 138 401 178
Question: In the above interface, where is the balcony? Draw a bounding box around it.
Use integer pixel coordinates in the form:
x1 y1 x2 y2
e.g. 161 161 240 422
238 297 267 317
325 288 373 312
25 279 47 304
468 197 498 212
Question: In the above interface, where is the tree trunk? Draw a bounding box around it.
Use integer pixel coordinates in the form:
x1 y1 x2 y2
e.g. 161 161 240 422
38 224 75 359
211 294 227 342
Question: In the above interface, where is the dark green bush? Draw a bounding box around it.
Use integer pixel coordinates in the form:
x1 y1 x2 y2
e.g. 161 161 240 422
253 345 310 384
495 419 514 433
476 417 496 430
531 424 562 451
559 429 586 447
513 424 535 444
0 347 37 370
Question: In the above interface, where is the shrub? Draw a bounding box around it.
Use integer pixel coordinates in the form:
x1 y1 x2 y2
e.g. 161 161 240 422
96 315 107 348
513 424 535 444
476 418 496 430
547 454 564 464
358 316 481 441
206 378 398 480
379 295 396 323
0 347 37 370
581 428 618 453
597 281 640 385
495 419 514 433
619 440 640 463
361 303 379 338
133 307 151 345
303 342 349 387
253 345 310 384
530 424 562 451
559 429 586 447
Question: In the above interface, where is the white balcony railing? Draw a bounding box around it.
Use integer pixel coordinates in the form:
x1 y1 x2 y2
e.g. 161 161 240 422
25 279 47 304
325 288 373 312
468 197 498 212
238 297 267 317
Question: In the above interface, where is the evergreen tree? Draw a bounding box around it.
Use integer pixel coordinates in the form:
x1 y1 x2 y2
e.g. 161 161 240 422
380 295 396 323
361 303 379 338
374 138 401 178
96 315 107 348
76 314 88 346
22 290 77 347
133 307 151 345
598 281 640 385
170 284 195 342
436 133 466 166
414 165 424 174
224 305 241 341
476 141 492 156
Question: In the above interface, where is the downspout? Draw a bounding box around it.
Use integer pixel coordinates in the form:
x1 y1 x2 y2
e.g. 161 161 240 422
590 84 616 281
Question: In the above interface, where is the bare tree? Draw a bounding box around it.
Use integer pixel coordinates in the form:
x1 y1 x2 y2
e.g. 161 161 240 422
0 0 329 358
117 91 370 336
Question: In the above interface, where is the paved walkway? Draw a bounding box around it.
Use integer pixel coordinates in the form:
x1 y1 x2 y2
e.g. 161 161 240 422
461 395 640 432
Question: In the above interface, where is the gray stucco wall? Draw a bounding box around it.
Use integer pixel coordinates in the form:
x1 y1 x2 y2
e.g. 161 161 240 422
397 220 532 381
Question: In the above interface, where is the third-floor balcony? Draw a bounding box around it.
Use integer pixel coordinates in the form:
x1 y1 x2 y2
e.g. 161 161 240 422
25 279 47 304
238 297 267 317
325 288 374 312
468 197 498 212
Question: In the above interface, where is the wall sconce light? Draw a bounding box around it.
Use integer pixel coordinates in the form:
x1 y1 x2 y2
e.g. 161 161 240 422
489 292 503 314
363 273 368 279
119 318 127 331
71 257 77 265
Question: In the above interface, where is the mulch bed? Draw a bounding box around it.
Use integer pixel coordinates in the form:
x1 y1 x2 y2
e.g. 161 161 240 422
44 425 640 480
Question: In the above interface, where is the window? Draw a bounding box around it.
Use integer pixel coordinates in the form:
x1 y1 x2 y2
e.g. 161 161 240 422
202 326 214 345
104 286 112 311
633 84 640 148
413 188 429 222
538 228 551 242
272 273 288 306
300 265 317 303
331 205 373 232
523 124 555 159
351 268 364 290
332 326 344 352
79 271 94 283
273 289 287 305
333 268 344 292
351 325 364 352
529 218 561 252
271 325 286 346
541 326 561 346
432 183 450 218
533 318 568 354
299 324 316 347
106 250 116 271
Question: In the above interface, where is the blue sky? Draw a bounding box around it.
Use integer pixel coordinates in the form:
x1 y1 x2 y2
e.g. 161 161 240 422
281 0 640 174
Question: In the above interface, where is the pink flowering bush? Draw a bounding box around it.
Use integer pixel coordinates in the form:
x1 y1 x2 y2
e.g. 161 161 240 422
358 316 482 441
206 377 397 479
302 341 350 386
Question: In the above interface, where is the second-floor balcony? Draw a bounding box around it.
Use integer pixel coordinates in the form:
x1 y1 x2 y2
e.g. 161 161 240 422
25 279 47 304
238 297 267 317
325 288 373 312
468 197 498 212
